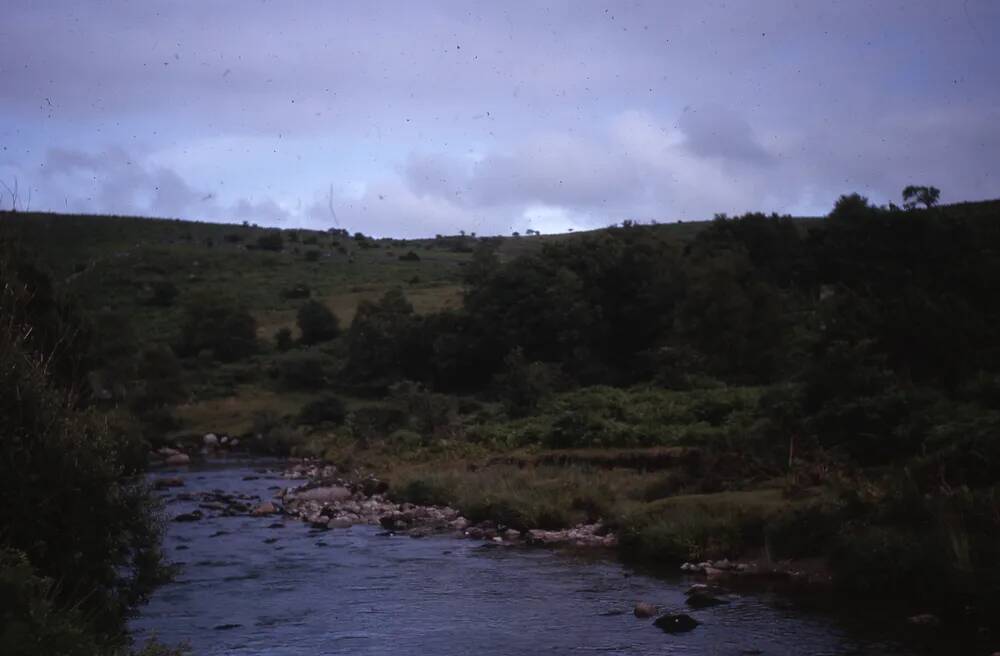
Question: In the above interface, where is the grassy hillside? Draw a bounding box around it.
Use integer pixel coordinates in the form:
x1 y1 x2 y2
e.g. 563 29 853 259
4 197 1000 630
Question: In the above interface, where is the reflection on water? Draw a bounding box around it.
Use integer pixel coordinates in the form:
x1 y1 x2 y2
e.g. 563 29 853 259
132 461 919 656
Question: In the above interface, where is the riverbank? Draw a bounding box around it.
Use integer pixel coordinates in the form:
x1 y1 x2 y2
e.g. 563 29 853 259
139 458 945 655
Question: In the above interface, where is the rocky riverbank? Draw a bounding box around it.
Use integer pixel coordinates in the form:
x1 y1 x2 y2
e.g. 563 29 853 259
273 459 617 548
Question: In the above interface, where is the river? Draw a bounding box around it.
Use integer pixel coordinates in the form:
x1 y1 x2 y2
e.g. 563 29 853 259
131 460 930 655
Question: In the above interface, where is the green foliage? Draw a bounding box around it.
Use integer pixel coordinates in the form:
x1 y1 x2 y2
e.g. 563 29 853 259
494 347 559 417
277 352 331 390
345 288 419 382
296 299 340 344
297 395 347 426
256 231 284 251
274 327 294 351
0 254 166 646
178 297 257 362
145 279 178 307
902 184 941 210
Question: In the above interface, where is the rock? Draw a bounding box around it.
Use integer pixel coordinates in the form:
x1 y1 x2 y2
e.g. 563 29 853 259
685 584 709 595
292 485 352 503
165 453 191 466
157 447 181 457
229 438 240 448
686 590 727 608
634 602 658 618
503 529 521 541
173 510 203 522
251 501 279 516
653 613 700 634
220 436 229 445
203 433 218 447
154 477 184 489
907 613 941 627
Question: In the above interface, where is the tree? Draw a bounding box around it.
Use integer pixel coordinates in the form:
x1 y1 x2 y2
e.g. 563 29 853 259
296 300 340 344
178 298 258 362
902 185 940 210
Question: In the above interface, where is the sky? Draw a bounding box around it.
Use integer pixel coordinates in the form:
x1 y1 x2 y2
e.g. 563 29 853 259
1 1 998 237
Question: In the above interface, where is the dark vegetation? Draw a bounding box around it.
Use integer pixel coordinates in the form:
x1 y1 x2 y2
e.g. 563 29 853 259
0 244 176 654
2 190 999 637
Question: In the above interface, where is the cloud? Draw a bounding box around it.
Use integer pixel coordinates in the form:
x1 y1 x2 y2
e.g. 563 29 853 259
32 146 291 224
2 1 998 234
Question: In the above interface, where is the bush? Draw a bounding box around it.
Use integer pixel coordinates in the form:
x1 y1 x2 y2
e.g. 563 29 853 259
280 284 311 300
278 353 329 390
178 298 257 362
146 279 178 307
398 251 421 262
297 396 347 426
297 300 340 345
393 478 453 506
256 231 284 251
274 327 294 352
304 249 321 262
0 266 166 644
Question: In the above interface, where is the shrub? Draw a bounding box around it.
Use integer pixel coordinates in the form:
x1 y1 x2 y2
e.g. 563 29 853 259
0 267 166 644
297 396 347 426
398 250 420 262
146 279 178 307
304 249 321 262
278 353 329 390
256 231 284 251
280 284 311 300
274 327 294 352
393 477 453 506
297 300 340 345
178 298 257 362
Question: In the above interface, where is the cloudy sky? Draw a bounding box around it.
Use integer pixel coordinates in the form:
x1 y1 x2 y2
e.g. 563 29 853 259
1 1 998 237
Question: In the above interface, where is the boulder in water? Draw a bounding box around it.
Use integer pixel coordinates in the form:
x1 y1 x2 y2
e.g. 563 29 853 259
251 501 279 516
203 433 218 447
653 613 700 634
634 602 658 618
165 453 191 466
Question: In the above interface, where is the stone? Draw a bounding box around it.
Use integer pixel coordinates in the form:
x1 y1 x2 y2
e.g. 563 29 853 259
203 433 218 447
154 477 184 489
251 501 279 516
165 453 191 466
292 485 352 503
653 613 700 634
157 447 181 457
229 438 240 448
634 602 658 618
907 613 941 627
503 529 521 541
173 510 203 522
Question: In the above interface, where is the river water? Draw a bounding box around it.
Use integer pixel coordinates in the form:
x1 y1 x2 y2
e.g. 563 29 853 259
131 460 928 655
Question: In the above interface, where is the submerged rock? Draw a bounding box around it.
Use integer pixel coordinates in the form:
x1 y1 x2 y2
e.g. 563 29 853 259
653 613 700 634
154 477 185 490
173 510 203 522
251 501 279 516
686 590 727 608
165 453 191 466
634 602 658 618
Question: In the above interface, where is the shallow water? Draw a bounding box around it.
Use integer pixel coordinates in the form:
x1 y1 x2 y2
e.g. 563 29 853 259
132 460 925 655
